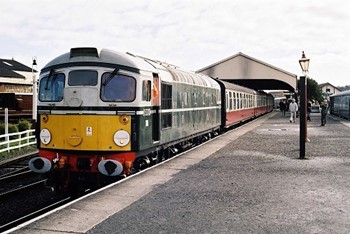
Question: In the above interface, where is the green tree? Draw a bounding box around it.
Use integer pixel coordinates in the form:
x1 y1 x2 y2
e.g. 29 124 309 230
307 77 323 103
337 85 350 91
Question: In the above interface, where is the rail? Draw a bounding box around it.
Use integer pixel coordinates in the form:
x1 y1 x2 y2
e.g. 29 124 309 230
0 129 36 153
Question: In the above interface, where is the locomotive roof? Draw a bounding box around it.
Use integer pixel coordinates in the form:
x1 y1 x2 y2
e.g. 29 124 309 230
141 57 220 88
41 48 157 74
41 47 219 89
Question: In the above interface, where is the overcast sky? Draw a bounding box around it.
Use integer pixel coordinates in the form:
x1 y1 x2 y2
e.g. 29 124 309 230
1 0 349 86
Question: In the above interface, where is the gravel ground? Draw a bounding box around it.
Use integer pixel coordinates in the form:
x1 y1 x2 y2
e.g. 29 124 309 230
88 112 350 234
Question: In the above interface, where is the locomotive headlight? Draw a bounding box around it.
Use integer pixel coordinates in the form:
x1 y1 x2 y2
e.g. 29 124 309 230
119 115 129 125
41 114 49 123
113 130 130 147
40 129 51 145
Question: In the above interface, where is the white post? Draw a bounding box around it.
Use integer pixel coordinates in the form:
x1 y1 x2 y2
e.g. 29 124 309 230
32 57 37 120
5 108 9 149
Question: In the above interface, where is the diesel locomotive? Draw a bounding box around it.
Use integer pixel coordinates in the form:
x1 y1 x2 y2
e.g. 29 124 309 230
29 47 273 192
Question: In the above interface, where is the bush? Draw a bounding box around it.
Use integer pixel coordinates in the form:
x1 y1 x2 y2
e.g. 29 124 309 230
8 124 19 139
0 122 31 138
18 120 31 132
8 124 19 133
0 123 18 135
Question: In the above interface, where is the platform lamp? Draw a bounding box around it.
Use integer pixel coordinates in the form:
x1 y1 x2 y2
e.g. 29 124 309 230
298 51 310 159
32 57 37 121
299 51 310 74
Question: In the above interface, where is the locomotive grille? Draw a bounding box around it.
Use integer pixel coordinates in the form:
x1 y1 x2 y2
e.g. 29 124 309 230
70 47 99 58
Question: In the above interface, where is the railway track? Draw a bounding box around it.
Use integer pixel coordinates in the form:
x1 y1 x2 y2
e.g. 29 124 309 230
0 177 46 197
0 173 73 233
0 150 38 176
0 151 41 195
0 166 31 181
0 195 72 233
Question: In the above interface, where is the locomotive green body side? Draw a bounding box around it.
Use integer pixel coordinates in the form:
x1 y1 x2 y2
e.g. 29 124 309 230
158 81 221 145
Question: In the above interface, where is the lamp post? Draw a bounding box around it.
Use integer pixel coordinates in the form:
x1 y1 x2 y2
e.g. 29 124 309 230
298 51 310 159
32 57 37 120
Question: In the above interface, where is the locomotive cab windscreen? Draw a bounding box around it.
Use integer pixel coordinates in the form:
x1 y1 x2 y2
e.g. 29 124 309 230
101 71 136 102
39 72 65 102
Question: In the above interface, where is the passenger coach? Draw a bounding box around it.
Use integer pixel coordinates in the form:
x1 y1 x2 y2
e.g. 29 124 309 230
216 80 273 129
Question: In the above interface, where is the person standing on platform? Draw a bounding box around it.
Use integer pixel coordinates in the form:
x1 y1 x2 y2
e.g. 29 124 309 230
307 101 312 121
320 100 328 126
289 99 298 123
279 100 286 116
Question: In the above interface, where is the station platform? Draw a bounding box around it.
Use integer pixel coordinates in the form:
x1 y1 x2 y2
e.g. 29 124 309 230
11 111 350 234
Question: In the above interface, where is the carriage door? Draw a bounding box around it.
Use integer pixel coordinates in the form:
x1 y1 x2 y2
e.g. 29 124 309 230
152 74 160 142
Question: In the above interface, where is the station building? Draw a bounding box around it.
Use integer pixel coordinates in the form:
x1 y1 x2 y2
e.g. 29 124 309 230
319 82 342 98
0 58 37 93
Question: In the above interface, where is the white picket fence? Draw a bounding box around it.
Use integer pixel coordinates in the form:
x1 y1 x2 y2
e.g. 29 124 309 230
0 129 36 153
1 107 36 153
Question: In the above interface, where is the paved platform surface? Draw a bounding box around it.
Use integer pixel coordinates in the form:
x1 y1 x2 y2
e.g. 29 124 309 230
12 112 350 234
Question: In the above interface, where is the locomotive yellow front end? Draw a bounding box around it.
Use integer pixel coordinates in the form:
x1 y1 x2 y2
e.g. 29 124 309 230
35 113 134 176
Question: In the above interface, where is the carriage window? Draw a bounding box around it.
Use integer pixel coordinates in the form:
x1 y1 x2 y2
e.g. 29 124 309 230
233 92 237 110
101 73 136 102
142 80 151 101
229 92 233 110
68 70 98 86
226 91 229 111
240 93 243 109
242 94 244 108
39 73 65 102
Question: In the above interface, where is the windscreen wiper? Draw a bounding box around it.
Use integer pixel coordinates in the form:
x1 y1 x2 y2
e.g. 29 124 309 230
102 68 119 86
44 69 56 90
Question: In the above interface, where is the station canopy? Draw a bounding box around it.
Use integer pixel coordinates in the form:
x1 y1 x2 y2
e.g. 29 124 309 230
196 52 297 92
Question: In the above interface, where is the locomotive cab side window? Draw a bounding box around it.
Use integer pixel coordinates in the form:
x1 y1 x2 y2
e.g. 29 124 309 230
101 73 136 102
142 80 151 101
39 73 65 102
